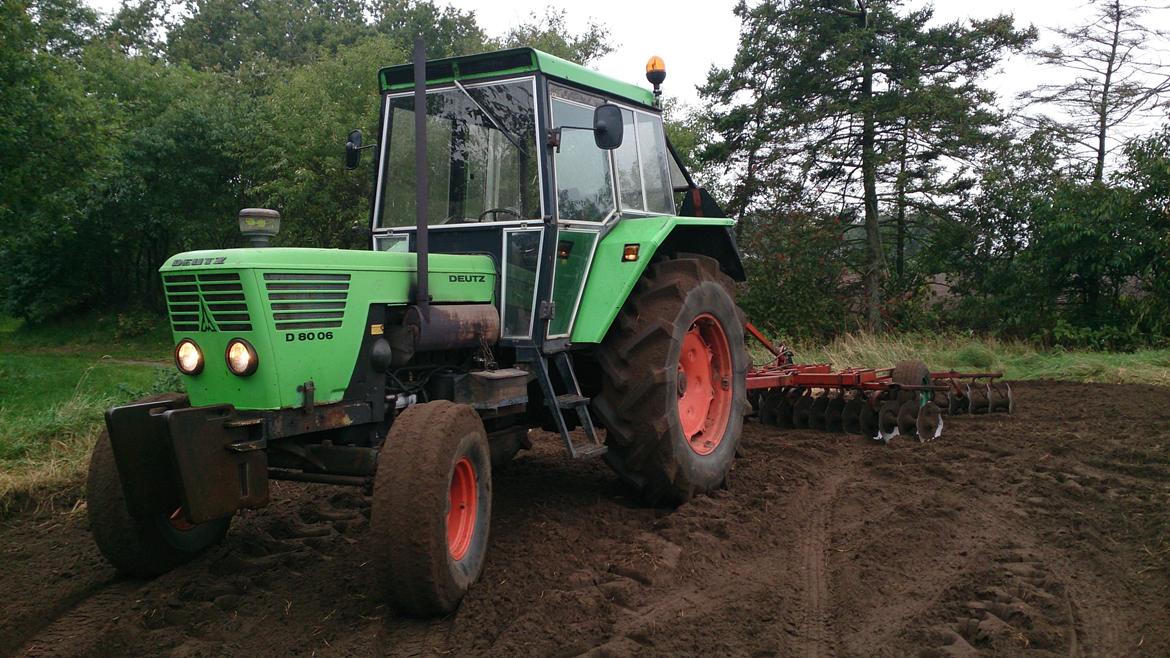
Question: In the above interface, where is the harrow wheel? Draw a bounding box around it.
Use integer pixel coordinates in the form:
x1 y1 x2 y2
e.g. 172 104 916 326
916 402 944 441
809 395 830 431
877 400 901 442
824 396 846 432
897 400 920 439
792 395 815 428
842 397 863 434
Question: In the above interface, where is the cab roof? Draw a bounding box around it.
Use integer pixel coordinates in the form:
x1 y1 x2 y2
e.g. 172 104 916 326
378 47 656 109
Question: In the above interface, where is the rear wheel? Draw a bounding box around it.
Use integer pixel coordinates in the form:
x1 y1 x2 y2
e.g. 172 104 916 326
370 401 492 615
87 393 230 577
594 255 749 506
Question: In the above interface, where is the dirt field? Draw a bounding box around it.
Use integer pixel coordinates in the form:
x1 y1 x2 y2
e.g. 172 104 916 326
2 381 1168 657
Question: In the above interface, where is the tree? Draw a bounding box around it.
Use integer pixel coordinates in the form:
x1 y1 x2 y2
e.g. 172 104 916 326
702 0 1034 332
498 8 613 64
165 0 371 70
1022 0 1170 182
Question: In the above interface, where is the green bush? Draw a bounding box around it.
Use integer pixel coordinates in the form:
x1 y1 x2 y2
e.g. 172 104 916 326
954 342 995 368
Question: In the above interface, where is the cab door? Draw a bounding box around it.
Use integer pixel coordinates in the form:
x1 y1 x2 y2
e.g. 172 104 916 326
546 85 615 340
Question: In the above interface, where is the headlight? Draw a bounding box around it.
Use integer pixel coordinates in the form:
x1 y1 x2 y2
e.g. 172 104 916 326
175 339 204 375
225 338 258 376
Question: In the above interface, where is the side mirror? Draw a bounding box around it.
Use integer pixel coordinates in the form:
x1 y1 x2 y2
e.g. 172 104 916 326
593 104 623 150
345 129 363 169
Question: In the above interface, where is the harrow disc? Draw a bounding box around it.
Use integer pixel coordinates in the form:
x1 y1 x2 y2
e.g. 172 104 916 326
809 395 830 431
842 397 863 434
947 390 968 415
776 391 797 428
967 383 991 414
825 396 846 432
792 395 814 428
877 400 901 443
758 389 786 427
859 400 878 438
989 382 1014 414
931 390 950 414
897 400 920 439
916 402 944 441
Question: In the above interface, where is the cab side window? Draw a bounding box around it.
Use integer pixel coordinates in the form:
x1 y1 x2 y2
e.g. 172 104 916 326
551 87 615 222
612 108 674 215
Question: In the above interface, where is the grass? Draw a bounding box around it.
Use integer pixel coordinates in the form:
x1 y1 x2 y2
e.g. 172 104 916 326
0 315 174 517
754 332 1170 387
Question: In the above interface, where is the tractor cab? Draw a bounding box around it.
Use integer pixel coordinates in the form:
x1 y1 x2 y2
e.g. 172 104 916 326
356 48 692 350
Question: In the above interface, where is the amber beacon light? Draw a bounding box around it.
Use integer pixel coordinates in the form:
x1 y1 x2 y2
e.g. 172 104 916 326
646 56 666 106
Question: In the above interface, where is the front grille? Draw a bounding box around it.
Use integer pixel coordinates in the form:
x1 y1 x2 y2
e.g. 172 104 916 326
263 273 350 330
163 272 252 332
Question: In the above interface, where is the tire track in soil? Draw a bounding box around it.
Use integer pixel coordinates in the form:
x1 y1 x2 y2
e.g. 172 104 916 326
580 441 863 657
790 449 858 658
3 580 111 657
19 581 141 657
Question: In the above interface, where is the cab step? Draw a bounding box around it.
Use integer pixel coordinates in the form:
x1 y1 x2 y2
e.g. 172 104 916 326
521 348 606 460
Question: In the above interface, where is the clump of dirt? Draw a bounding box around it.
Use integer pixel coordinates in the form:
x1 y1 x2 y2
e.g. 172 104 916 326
2 381 1168 656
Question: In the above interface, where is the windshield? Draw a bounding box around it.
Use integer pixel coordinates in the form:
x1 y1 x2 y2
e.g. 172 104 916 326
376 79 540 227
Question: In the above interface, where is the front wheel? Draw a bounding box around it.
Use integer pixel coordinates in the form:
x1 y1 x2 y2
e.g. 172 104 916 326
593 254 749 506
370 401 492 615
87 394 230 577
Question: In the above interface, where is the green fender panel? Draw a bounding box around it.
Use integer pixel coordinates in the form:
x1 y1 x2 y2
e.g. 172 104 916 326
569 217 739 345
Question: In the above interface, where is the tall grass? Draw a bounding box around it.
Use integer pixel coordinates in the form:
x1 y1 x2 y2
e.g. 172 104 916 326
0 367 116 516
752 332 1170 386
0 357 175 518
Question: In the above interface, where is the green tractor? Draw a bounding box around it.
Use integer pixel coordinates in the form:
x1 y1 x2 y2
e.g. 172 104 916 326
88 42 749 615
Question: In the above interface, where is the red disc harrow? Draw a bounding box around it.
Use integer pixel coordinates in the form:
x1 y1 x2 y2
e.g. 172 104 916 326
743 323 1014 443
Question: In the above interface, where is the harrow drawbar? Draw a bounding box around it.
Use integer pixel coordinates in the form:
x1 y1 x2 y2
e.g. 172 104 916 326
744 324 1014 443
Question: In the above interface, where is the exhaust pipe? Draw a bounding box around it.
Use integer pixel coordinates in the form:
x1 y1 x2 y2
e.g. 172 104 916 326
413 37 430 316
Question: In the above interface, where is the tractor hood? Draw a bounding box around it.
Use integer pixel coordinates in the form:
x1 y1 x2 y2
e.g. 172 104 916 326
158 247 496 410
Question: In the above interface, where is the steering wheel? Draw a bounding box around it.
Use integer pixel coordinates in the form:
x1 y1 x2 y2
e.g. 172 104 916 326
478 207 524 222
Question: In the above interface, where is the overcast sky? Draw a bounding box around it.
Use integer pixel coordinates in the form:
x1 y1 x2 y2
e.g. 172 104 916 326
82 0 1170 133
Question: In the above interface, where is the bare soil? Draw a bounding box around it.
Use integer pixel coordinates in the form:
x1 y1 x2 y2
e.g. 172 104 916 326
2 381 1168 657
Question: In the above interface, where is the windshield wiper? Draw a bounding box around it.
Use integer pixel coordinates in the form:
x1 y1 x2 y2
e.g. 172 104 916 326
453 80 525 153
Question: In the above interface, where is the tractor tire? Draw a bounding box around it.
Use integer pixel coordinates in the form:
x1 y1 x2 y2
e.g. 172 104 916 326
593 254 749 506
370 401 492 616
87 393 231 577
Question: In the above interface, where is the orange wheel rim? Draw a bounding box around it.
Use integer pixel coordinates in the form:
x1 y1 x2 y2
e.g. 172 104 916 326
447 457 478 560
677 313 733 456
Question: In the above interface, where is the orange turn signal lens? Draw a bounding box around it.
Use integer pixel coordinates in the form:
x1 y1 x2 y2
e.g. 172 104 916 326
622 244 640 262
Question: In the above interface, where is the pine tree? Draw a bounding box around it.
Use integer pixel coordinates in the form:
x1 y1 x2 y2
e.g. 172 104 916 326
702 0 1034 332
1021 0 1170 182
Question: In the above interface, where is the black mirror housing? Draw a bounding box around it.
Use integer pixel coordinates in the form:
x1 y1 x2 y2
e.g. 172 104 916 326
593 104 623 150
345 129 363 169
